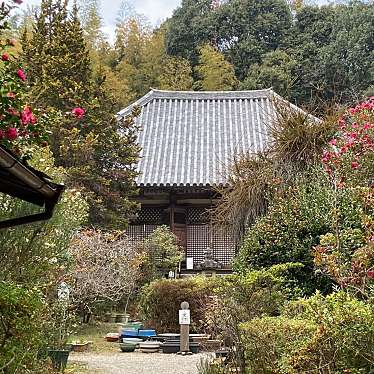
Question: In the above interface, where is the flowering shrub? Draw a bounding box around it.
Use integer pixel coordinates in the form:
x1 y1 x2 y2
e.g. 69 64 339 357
0 2 48 153
322 97 374 187
315 98 374 297
0 1 86 155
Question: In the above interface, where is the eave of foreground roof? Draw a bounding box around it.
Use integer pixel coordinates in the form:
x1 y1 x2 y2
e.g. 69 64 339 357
0 146 64 229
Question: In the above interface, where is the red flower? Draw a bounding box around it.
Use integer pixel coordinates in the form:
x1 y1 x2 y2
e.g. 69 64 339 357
6 92 15 99
1 53 9 61
351 161 359 169
21 106 37 125
329 139 337 146
6 128 18 141
71 107 85 119
367 270 374 279
17 69 26 81
7 107 19 116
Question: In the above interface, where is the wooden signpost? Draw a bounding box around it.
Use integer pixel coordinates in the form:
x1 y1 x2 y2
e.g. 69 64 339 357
178 301 192 355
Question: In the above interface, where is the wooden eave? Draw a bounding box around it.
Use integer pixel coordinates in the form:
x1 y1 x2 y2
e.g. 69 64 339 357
0 146 64 228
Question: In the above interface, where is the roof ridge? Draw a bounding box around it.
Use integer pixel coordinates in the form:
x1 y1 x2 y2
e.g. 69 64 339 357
117 88 275 117
150 88 273 95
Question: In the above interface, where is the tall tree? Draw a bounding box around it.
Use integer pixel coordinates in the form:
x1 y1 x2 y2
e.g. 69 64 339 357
195 44 237 90
240 49 297 98
166 0 292 80
158 56 193 91
22 0 140 227
78 0 107 52
166 0 216 65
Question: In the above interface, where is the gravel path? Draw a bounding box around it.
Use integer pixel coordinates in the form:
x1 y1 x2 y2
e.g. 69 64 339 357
70 351 209 374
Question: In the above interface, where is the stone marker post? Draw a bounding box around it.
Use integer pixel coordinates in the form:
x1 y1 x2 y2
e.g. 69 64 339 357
178 301 191 355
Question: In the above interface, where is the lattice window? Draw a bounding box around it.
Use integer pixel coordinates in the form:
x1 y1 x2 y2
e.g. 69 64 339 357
136 208 164 224
186 225 210 266
187 208 209 224
212 227 236 267
126 224 159 244
186 224 235 268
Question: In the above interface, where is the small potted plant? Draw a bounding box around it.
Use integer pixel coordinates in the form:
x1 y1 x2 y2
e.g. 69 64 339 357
70 339 93 352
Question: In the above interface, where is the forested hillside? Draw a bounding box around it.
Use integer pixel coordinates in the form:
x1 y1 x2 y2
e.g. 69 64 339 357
14 0 374 111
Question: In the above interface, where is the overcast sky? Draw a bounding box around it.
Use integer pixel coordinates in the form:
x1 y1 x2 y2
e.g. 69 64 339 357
20 0 330 42
20 0 181 41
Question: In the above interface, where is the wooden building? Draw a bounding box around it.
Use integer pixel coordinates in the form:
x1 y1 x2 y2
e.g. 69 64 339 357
118 89 279 273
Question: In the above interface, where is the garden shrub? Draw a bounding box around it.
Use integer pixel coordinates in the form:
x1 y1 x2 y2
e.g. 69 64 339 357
139 276 218 332
203 263 302 372
138 225 184 283
315 97 374 296
0 282 47 374
240 291 374 374
241 316 316 374
234 172 335 295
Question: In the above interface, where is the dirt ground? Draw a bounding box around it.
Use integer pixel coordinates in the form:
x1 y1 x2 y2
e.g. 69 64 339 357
69 351 209 374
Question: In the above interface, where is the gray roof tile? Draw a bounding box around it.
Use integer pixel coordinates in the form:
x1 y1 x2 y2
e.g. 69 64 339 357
118 89 283 187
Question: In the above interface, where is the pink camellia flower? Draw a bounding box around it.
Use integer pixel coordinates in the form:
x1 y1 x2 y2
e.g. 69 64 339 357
21 106 37 125
1 53 9 61
17 69 26 81
71 107 85 119
351 161 359 169
329 139 337 146
6 92 15 99
13 0 23 4
6 128 18 141
367 270 374 279
7 107 19 116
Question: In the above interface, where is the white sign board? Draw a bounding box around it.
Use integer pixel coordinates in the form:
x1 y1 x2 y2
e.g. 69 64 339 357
57 282 70 302
186 257 194 270
179 309 191 325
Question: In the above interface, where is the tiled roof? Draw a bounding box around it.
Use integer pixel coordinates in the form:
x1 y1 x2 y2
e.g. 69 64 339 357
118 89 279 187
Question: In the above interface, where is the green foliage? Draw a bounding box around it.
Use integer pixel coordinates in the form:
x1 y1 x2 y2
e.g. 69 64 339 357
198 264 301 372
235 172 335 295
143 226 183 272
166 0 373 106
139 276 218 333
0 2 48 155
0 147 88 285
0 148 87 371
214 0 292 81
165 0 214 65
195 44 237 91
240 316 315 374
314 101 374 296
22 0 91 111
240 50 297 98
136 226 184 286
21 0 140 227
158 55 193 91
240 291 374 373
0 282 47 374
